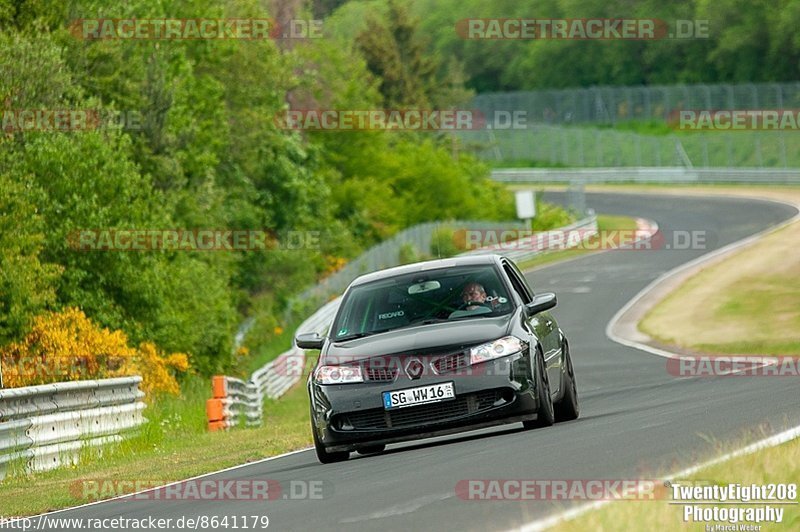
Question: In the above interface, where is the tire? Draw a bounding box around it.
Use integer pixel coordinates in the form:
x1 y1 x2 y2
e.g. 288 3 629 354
554 339 580 422
523 348 554 429
311 419 349 464
356 444 386 455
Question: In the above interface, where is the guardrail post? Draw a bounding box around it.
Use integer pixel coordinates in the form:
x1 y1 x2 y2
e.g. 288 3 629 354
207 376 228 431
206 399 226 431
211 375 227 399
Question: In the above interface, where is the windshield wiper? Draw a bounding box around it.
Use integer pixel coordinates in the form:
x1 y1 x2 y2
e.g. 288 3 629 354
336 320 442 341
335 315 491 342
412 318 449 325
449 313 497 321
335 331 376 342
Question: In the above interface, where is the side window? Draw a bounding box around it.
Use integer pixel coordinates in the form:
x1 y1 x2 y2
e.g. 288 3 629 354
509 260 536 299
502 262 532 304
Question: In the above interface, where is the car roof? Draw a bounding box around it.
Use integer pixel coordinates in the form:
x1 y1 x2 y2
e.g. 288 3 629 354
350 254 505 287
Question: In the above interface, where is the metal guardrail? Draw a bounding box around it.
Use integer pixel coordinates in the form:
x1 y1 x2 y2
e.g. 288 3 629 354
220 377 261 428
252 297 338 400
288 219 527 317
0 376 146 478
491 167 800 185
465 215 598 262
207 299 339 430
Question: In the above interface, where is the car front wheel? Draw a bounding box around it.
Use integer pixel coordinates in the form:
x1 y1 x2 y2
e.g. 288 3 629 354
311 414 349 464
524 348 554 429
554 339 579 422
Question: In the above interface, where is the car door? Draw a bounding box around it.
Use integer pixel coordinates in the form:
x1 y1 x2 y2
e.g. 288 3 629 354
502 260 561 395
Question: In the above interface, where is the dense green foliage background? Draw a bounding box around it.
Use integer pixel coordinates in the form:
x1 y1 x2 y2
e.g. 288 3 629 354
6 0 787 376
326 0 800 92
0 0 514 374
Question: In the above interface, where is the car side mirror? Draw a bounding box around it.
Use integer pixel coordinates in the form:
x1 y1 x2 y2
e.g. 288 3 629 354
296 332 325 350
525 292 557 316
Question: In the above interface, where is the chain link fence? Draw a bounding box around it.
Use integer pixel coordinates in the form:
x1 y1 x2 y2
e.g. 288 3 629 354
472 82 800 125
459 125 800 168
463 82 800 168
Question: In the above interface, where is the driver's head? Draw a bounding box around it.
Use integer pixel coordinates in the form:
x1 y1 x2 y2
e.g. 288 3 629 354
462 282 487 303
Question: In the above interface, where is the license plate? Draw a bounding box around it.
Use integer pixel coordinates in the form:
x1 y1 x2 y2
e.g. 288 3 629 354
383 382 455 410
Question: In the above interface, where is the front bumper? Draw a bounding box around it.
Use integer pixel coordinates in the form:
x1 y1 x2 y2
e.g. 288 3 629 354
309 350 539 452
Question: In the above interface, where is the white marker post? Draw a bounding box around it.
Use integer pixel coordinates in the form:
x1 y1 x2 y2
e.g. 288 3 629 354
515 189 536 232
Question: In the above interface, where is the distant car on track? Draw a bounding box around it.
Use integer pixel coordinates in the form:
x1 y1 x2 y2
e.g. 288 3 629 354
296 254 579 463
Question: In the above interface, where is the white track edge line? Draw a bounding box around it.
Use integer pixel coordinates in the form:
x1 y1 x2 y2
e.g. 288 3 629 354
605 196 800 359
16 446 313 520
519 423 800 532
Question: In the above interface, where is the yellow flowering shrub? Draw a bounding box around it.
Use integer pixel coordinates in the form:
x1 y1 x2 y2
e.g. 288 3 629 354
322 255 347 277
0 307 190 395
116 342 190 396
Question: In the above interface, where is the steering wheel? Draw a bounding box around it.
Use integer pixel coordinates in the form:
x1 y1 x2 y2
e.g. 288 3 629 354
458 300 492 310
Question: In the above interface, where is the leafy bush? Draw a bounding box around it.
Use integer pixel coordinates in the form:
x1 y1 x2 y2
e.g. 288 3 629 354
399 242 422 264
532 193 575 230
430 225 463 257
0 308 189 396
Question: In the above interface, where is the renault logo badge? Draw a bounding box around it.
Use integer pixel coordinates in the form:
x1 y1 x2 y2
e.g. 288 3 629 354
405 358 424 380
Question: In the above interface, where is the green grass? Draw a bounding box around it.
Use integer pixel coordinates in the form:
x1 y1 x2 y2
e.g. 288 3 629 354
553 436 800 531
486 158 568 168
640 219 800 356
464 123 800 168
243 318 302 375
693 272 800 355
594 119 675 136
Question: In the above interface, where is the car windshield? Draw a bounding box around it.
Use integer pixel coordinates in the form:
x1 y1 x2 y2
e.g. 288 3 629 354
332 265 513 341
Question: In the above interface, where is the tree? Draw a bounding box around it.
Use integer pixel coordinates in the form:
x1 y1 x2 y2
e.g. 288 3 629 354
356 0 440 108
0 172 60 344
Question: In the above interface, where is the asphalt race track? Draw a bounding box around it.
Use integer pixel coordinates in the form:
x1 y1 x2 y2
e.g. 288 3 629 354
38 192 800 531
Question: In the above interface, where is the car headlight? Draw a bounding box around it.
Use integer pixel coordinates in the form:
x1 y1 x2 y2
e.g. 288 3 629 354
314 365 364 385
469 336 525 365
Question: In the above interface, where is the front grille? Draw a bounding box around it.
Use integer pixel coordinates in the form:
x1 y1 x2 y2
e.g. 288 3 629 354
432 352 468 374
364 366 398 382
337 389 506 431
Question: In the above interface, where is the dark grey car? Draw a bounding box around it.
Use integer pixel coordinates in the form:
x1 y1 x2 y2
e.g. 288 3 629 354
296 255 579 464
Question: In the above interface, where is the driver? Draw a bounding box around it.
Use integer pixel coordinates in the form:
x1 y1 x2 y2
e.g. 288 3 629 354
461 282 490 310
